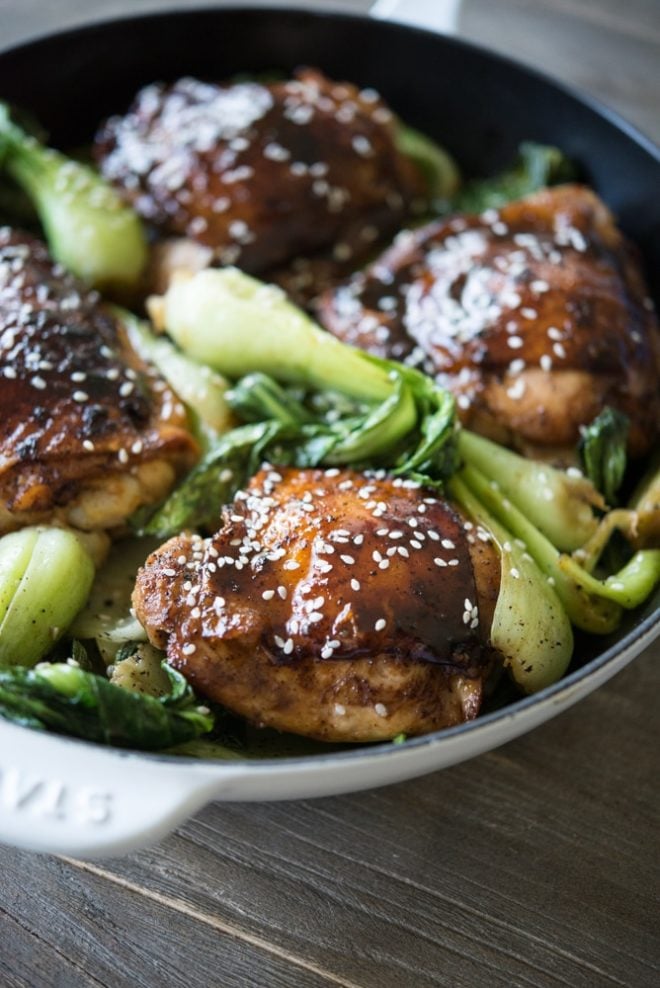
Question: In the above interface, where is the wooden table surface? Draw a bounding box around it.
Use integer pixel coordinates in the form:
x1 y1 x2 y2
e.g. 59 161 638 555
1 2 659 986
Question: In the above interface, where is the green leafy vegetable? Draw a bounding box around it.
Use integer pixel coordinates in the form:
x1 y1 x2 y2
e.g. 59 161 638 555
0 102 147 290
578 407 629 505
394 122 461 200
0 527 95 668
0 659 213 749
449 142 576 214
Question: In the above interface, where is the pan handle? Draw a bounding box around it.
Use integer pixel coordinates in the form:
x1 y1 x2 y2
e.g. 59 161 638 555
0 718 237 858
370 0 462 34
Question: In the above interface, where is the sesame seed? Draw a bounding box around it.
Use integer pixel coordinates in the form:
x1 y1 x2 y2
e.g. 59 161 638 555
119 382 134 397
374 618 387 631
334 702 346 715
441 539 455 549
274 635 285 649
506 378 527 400
352 135 373 156
82 439 95 452
351 578 361 591
163 568 176 577
262 590 275 600
72 389 88 402
181 643 196 655
277 586 287 599
283 560 300 571
507 336 524 349
283 638 294 655
118 448 129 464
374 703 388 717
448 559 460 566
540 354 553 372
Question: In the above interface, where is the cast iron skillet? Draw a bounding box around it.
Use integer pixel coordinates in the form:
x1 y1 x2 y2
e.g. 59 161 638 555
0 6 658 858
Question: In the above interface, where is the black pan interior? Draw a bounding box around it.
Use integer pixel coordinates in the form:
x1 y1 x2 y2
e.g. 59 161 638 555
0 4 658 687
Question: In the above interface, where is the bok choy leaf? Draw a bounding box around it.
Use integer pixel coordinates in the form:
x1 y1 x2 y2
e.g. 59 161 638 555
0 658 213 749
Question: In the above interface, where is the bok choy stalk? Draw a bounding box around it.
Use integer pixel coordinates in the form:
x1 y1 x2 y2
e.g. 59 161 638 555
0 657 214 748
150 268 398 402
449 475 573 692
115 306 234 442
457 431 603 551
0 102 147 290
0 527 95 668
457 463 660 633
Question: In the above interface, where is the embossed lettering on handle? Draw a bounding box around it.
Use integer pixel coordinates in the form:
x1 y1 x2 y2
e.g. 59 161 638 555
0 765 113 825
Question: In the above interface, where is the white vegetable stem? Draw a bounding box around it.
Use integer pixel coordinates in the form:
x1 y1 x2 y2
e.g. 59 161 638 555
156 268 395 402
0 527 95 667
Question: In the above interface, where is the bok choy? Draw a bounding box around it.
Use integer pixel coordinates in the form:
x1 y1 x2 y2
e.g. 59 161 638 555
0 102 147 290
0 657 213 749
0 527 95 668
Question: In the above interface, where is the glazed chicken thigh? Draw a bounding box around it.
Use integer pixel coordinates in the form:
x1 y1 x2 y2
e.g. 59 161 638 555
94 69 426 290
133 466 501 742
317 184 660 458
0 228 198 533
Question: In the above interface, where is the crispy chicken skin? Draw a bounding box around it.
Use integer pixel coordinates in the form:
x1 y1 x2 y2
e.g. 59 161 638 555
0 228 198 533
317 184 660 458
94 69 426 280
133 467 501 742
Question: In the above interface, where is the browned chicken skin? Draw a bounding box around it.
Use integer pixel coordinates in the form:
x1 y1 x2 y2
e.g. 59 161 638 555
317 184 660 458
94 69 426 282
0 228 198 533
133 467 501 742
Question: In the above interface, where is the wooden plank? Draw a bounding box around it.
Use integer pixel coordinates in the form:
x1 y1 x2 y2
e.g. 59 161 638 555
40 651 658 988
0 905 105 988
461 0 660 140
0 851 344 988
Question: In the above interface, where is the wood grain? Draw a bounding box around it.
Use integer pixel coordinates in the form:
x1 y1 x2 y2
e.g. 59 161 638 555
0 2 659 987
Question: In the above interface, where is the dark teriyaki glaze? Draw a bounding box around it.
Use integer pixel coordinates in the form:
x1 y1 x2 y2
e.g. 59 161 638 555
94 69 426 278
133 467 501 741
0 228 197 525
317 184 660 457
